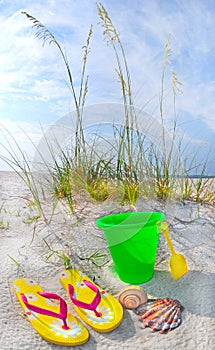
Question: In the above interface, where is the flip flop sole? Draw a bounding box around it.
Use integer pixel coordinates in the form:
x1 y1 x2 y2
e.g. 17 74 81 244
60 269 123 332
13 278 89 346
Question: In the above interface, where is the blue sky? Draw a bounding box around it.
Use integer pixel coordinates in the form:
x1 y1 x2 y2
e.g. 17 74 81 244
0 0 214 174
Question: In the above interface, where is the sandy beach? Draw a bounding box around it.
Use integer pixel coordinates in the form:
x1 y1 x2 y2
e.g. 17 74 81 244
0 171 214 350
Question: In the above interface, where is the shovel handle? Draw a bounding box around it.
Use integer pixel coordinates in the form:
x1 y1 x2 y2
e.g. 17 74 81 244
160 222 177 255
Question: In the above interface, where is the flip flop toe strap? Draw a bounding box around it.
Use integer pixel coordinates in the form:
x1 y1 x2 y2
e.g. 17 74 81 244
68 280 102 317
21 292 70 329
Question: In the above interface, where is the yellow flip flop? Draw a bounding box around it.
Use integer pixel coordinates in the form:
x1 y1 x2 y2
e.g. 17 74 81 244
13 278 89 346
60 270 123 332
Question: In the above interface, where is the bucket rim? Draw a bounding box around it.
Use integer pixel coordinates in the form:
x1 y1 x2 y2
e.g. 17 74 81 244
96 211 165 229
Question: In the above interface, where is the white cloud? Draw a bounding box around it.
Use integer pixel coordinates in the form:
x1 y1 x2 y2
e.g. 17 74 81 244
179 81 215 133
0 9 64 101
0 0 214 173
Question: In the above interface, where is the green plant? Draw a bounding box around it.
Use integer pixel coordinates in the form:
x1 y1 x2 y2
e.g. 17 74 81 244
97 3 142 204
79 249 110 268
200 179 215 205
7 255 27 277
0 218 10 229
97 5 185 203
7 255 21 266
155 34 182 199
51 154 74 213
1 4 213 221
23 214 41 225
190 160 214 204
178 151 214 205
181 176 193 203
0 127 49 223
120 178 139 206
43 239 73 270
22 12 93 170
20 12 96 212
193 162 210 203
85 158 113 201
86 180 109 202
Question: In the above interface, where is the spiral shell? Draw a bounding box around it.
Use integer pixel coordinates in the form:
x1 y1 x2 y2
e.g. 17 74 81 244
118 286 147 309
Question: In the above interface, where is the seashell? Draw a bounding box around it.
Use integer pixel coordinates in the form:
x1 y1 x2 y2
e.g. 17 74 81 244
138 298 184 333
118 286 147 309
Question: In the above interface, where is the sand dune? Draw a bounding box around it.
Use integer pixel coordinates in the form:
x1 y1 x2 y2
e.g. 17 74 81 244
0 171 214 350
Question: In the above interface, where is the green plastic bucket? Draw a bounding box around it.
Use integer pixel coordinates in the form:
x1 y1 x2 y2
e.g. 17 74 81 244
96 211 165 284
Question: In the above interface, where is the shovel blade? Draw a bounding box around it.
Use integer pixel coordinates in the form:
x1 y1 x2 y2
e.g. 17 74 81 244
170 254 188 280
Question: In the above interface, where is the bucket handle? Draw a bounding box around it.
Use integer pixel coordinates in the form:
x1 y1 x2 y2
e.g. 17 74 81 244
156 220 167 234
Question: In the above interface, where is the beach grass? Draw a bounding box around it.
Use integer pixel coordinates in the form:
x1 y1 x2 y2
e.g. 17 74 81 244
0 4 214 224
0 4 214 279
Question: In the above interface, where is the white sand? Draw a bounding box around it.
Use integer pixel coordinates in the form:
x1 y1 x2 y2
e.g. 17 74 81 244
0 171 214 350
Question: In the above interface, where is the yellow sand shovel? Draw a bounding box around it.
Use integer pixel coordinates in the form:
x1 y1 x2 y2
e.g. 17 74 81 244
160 222 188 280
